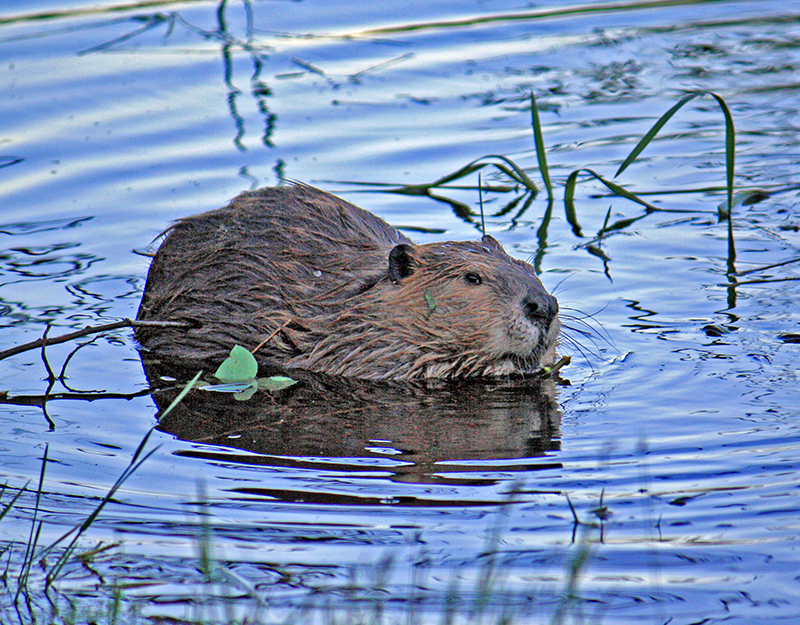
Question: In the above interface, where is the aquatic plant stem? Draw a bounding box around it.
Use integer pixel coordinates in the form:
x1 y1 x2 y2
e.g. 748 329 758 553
530 92 554 201
478 172 486 235
14 445 49 606
613 90 736 269
43 371 202 586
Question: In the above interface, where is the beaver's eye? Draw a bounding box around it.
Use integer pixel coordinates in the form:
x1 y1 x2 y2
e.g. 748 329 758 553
464 272 482 285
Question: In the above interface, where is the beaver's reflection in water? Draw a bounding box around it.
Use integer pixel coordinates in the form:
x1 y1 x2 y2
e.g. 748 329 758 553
145 361 562 492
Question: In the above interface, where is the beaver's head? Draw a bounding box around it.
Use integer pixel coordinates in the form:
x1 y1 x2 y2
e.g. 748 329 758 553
377 235 559 378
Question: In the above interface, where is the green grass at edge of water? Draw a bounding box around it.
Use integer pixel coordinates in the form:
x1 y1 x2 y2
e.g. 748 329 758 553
1 444 607 625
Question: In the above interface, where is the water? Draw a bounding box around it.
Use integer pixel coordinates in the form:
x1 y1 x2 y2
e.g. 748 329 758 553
1 1 800 623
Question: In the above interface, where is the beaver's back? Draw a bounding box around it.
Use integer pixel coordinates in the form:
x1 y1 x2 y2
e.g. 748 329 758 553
136 184 412 366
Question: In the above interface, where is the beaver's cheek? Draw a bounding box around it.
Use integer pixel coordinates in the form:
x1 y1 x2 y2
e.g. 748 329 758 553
485 314 543 357
547 316 561 344
542 316 561 359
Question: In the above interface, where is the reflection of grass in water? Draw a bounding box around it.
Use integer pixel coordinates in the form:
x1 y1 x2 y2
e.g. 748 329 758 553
334 89 782 306
2 436 605 625
369 91 800 309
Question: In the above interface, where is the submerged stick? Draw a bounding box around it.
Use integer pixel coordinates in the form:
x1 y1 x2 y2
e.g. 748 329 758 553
0 319 191 361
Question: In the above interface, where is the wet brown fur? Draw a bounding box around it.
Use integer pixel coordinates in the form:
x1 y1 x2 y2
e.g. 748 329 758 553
136 183 559 380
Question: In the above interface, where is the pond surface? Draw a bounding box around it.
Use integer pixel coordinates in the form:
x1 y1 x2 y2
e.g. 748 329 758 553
1 1 800 623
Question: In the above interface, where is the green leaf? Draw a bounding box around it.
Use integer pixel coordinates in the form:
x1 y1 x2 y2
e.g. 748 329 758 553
214 345 258 383
201 375 296 398
258 376 297 392
233 381 258 401
424 289 436 315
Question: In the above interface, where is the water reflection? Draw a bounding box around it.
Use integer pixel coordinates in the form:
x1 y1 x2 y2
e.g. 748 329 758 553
0 243 97 283
145 360 562 491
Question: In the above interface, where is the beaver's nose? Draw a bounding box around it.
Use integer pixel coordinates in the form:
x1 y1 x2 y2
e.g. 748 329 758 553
523 291 559 326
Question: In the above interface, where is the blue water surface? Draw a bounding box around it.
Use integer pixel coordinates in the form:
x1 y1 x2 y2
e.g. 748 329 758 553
1 1 799 623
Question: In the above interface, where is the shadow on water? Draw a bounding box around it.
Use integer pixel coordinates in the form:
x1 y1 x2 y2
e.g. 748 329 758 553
142 358 562 495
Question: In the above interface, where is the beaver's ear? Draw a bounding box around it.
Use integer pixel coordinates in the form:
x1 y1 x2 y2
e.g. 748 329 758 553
388 244 415 284
481 235 502 250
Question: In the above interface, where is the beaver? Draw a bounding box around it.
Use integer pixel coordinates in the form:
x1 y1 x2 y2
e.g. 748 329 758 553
135 183 559 380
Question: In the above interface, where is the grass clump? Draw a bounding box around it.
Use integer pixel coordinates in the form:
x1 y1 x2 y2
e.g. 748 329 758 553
0 372 203 625
351 90 750 283
2 465 607 625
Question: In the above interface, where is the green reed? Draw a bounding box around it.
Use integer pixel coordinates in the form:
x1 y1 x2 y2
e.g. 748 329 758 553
379 90 742 282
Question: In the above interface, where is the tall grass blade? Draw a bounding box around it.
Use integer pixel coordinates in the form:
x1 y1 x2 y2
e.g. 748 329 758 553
0 481 29 523
392 155 538 197
708 92 736 216
601 205 613 232
612 91 736 265
614 92 700 178
478 173 486 236
45 371 203 585
708 92 737 270
45 432 161 585
413 162 486 193
157 369 203 423
584 170 658 212
489 156 538 192
565 168 659 237
15 445 48 603
600 214 647 234
616 91 736 213
531 92 554 200
564 171 584 237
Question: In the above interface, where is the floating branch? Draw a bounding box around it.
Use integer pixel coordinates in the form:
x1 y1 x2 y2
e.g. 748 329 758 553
0 319 191 361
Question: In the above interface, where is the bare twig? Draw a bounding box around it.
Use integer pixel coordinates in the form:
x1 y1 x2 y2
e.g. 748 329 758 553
251 318 293 355
0 319 191 362
734 256 800 277
40 325 56 382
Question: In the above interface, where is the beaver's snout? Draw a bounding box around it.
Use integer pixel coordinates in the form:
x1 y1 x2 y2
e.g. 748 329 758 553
524 291 559 327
